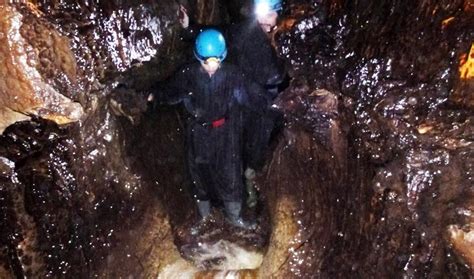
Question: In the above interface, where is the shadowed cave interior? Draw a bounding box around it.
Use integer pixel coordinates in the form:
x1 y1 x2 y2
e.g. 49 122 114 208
0 0 473 278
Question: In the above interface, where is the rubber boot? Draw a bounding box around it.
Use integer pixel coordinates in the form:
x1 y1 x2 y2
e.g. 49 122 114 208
245 168 258 208
191 200 211 236
224 201 257 230
197 200 211 219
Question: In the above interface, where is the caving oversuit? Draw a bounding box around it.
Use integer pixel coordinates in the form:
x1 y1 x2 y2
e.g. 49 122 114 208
154 62 264 228
227 19 286 171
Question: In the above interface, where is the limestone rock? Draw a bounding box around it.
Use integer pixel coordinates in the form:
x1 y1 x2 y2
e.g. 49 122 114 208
0 4 83 134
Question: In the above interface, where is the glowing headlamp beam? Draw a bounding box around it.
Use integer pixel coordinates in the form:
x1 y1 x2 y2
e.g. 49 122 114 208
204 57 221 66
205 57 220 63
255 3 272 17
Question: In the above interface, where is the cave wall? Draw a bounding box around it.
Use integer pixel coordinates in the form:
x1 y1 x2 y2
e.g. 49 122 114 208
259 0 473 277
0 1 185 277
0 0 472 278
0 5 83 133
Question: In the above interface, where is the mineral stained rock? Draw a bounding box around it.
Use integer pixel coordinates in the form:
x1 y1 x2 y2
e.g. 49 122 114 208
0 1 182 277
0 5 83 133
257 0 473 277
0 0 473 278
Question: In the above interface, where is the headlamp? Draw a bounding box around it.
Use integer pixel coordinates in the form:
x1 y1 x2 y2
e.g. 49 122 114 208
204 57 220 65
255 3 272 17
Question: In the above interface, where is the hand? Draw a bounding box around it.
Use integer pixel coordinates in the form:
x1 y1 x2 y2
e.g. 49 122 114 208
178 5 189 28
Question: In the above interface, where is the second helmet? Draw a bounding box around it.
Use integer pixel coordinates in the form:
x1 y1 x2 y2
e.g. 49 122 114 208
254 0 283 12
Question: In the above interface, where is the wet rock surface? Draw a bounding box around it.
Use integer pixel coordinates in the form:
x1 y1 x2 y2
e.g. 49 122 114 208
0 1 183 277
0 0 473 278
0 5 83 133
258 0 473 277
174 208 270 270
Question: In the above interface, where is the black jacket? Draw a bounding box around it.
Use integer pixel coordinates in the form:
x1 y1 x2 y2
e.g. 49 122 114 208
227 19 285 93
154 63 265 201
181 19 285 98
156 63 264 122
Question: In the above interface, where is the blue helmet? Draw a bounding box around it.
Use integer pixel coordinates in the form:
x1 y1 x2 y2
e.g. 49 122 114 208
254 0 283 14
194 29 227 62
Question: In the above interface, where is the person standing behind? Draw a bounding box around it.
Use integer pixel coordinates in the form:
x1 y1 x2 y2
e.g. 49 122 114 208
226 0 287 206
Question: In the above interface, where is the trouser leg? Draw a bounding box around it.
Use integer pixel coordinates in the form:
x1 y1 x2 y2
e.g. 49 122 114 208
212 146 244 203
188 156 212 201
188 161 212 228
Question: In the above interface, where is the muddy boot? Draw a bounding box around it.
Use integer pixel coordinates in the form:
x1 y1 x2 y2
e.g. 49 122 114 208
191 200 211 236
245 168 258 208
224 201 257 230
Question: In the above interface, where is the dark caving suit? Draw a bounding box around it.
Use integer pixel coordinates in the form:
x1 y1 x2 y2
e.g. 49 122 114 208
155 63 263 204
180 20 285 170
226 19 286 170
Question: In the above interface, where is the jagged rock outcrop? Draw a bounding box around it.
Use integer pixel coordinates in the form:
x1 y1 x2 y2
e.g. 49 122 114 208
258 0 473 277
0 5 83 133
0 1 182 277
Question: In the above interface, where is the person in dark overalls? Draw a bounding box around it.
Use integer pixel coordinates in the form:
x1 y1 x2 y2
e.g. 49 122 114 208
226 0 286 206
152 29 262 231
178 0 286 207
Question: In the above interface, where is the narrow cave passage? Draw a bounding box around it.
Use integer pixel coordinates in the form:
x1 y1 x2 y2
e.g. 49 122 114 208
120 103 272 274
0 0 473 278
